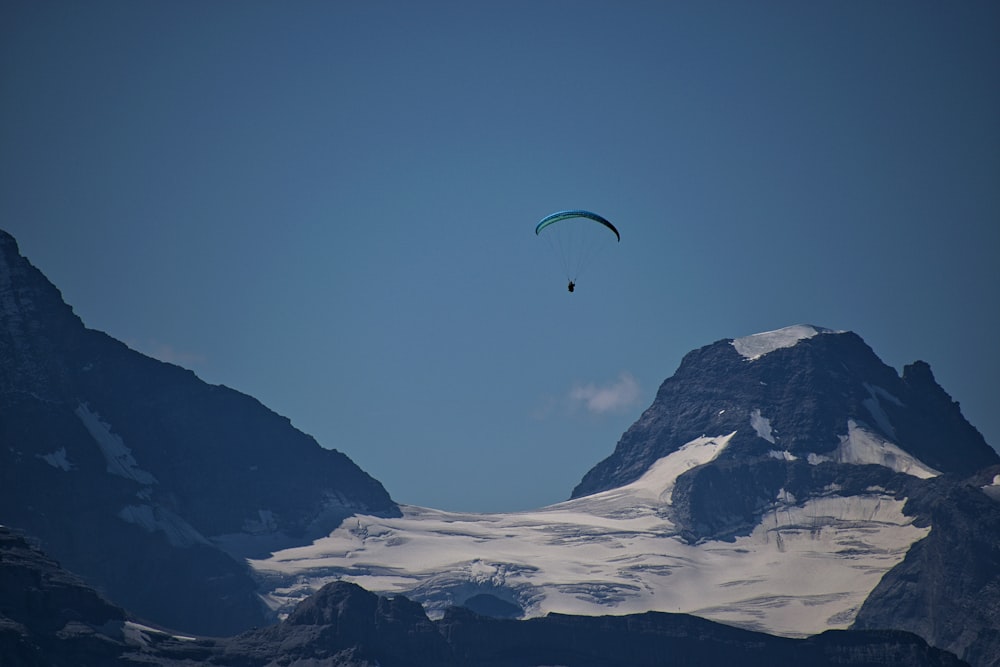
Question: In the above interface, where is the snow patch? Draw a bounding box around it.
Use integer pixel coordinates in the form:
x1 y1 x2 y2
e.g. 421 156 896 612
731 325 841 361
862 384 902 438
39 447 73 471
983 475 1000 502
809 420 940 479
124 621 197 644
867 384 904 407
75 403 157 485
768 450 798 461
776 488 797 504
579 433 734 507
118 505 210 548
750 409 776 443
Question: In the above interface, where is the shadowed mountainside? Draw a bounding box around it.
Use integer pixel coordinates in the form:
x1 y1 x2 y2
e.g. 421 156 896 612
0 229 398 635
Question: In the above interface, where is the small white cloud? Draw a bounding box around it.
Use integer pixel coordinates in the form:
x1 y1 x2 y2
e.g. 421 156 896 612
569 372 640 415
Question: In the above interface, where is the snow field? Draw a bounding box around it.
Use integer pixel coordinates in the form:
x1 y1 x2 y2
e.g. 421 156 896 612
251 432 929 637
731 325 841 361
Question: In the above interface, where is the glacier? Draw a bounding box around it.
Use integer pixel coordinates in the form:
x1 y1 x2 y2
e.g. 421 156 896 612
251 432 930 638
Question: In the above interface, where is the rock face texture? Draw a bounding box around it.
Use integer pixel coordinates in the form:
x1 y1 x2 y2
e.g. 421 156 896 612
573 326 995 499
0 526 129 667
853 468 1000 667
0 229 398 635
238 582 965 667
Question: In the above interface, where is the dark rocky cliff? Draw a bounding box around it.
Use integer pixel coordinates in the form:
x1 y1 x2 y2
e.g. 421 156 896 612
573 329 996 499
120 581 972 667
0 228 398 635
853 467 1000 667
0 526 129 667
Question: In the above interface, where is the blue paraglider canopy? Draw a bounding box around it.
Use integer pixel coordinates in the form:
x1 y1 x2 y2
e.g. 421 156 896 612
535 210 619 291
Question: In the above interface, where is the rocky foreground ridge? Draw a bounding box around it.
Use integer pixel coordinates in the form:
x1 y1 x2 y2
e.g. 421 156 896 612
0 526 968 667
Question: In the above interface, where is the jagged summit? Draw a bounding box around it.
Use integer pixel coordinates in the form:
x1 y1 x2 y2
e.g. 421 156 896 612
572 325 995 499
0 230 88 400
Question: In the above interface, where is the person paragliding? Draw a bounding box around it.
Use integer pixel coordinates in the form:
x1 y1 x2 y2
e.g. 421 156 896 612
535 210 619 293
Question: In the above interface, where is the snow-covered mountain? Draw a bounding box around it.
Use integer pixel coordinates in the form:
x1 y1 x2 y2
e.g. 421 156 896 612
576 325 994 500
0 229 398 635
253 435 926 636
252 325 1000 666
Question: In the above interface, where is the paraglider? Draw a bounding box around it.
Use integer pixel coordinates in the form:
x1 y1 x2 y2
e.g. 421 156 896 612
535 210 619 293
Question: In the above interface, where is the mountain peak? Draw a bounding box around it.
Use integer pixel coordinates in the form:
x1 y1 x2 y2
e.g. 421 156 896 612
0 229 87 400
573 326 996 499
731 324 843 360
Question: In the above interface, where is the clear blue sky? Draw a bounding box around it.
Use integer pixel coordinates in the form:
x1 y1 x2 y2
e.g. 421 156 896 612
2 1 998 512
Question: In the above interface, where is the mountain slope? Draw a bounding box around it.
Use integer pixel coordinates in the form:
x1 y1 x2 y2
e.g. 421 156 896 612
0 228 398 635
0 525 133 666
